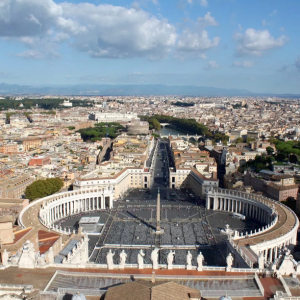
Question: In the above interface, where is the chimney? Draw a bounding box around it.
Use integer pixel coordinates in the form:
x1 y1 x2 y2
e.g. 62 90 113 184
152 271 155 283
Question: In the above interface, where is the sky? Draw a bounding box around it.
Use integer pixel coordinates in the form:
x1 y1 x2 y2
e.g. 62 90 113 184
0 0 300 94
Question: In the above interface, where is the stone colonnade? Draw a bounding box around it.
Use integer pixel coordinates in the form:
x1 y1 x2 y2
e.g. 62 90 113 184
207 189 298 263
206 194 273 224
36 189 114 228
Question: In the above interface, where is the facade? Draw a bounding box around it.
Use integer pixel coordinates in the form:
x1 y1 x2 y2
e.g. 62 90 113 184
168 136 219 198
89 112 139 123
244 172 299 202
169 168 218 198
0 175 34 199
0 143 18 154
21 138 43 152
74 134 155 196
73 167 152 198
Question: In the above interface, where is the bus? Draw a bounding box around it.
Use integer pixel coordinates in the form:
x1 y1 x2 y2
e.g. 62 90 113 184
230 213 246 220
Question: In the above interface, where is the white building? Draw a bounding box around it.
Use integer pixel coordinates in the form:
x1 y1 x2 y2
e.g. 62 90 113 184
89 112 139 123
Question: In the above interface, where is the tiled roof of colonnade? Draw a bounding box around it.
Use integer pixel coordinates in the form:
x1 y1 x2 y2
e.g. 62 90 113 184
236 200 297 248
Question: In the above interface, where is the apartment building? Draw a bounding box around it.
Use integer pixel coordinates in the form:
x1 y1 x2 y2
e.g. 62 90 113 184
0 175 34 199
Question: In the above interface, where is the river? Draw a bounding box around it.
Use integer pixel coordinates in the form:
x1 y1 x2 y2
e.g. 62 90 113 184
158 125 188 136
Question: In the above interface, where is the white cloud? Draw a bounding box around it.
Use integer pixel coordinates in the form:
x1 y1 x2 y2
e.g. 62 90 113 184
186 0 208 6
61 2 177 59
234 28 288 56
196 12 217 28
0 0 63 37
177 30 220 55
270 9 277 17
176 12 219 58
16 50 43 59
200 0 208 7
0 0 177 60
238 24 243 31
204 60 218 70
296 56 300 70
232 61 253 68
262 19 267 27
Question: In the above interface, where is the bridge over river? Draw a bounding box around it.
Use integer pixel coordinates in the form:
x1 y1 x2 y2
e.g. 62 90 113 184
160 133 203 139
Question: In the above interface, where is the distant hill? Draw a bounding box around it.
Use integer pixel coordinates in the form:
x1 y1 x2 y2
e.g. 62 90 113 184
0 82 299 97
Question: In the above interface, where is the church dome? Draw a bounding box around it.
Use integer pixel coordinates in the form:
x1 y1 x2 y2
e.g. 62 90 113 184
72 293 86 300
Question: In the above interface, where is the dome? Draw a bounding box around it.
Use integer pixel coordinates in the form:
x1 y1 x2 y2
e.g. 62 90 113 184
219 297 232 300
72 293 86 300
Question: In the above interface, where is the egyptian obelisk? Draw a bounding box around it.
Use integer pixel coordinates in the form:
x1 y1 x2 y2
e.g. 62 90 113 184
156 188 161 233
155 188 164 234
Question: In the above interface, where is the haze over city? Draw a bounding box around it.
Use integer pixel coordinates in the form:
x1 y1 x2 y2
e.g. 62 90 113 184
0 0 300 94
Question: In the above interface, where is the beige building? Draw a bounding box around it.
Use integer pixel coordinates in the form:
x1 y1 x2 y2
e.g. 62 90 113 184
21 138 43 152
0 175 34 199
73 135 154 197
168 136 219 198
0 215 15 244
244 171 298 202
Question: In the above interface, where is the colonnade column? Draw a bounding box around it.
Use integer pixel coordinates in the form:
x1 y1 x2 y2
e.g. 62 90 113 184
206 197 210 210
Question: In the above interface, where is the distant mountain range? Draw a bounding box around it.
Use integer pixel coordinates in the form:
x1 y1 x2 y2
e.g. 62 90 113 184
0 83 299 98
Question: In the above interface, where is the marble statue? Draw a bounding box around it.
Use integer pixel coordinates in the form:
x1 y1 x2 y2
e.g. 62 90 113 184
37 254 46 267
28 242 36 263
226 253 234 271
119 250 127 269
186 251 192 270
197 252 204 271
151 248 159 270
167 250 175 270
18 240 36 269
107 249 115 270
258 252 265 270
2 249 9 266
48 247 54 264
137 250 145 269
10 254 19 265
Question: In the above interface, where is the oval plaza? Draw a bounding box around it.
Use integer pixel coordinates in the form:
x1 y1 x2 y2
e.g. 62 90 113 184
17 184 298 269
2 138 300 300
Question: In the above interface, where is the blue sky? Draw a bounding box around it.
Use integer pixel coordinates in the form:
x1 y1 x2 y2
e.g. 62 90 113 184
0 0 300 93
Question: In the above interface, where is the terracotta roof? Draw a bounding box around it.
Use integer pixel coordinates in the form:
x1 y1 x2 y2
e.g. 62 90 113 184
104 280 200 300
38 230 60 254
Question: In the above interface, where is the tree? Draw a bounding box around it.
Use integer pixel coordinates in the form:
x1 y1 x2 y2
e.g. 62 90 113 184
25 178 64 201
236 137 244 144
266 146 274 155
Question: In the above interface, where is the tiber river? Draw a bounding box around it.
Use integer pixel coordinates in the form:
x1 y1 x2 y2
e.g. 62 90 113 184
158 125 188 136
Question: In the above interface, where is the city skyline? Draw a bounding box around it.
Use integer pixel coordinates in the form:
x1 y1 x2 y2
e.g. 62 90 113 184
0 0 300 94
